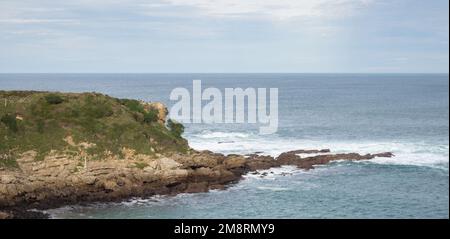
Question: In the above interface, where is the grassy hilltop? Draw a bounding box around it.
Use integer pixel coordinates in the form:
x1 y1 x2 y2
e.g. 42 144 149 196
0 91 188 168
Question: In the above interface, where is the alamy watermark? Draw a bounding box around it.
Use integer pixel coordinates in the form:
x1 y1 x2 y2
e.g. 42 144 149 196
169 80 278 134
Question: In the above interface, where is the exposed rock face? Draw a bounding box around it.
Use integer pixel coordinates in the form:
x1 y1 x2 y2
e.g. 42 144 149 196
276 150 394 170
0 150 243 211
0 148 394 219
246 154 281 171
143 102 168 124
0 211 10 219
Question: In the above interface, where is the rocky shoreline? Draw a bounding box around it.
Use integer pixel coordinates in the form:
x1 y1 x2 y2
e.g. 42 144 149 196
0 91 395 219
0 149 393 219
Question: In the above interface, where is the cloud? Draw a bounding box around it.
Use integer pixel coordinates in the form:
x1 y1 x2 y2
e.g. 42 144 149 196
0 18 78 24
0 0 373 27
161 0 373 20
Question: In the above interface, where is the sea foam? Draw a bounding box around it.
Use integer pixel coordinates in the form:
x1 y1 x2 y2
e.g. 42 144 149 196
187 131 449 170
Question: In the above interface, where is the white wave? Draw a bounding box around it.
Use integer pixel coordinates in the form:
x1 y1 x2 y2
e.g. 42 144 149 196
257 186 290 191
120 197 154 206
196 131 250 139
296 152 331 158
243 166 301 180
44 206 82 219
187 131 449 169
369 153 449 169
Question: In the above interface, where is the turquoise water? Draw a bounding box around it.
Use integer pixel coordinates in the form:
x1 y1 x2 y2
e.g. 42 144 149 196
0 73 448 218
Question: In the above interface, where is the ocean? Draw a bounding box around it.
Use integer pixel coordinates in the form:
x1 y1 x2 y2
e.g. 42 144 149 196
0 73 448 218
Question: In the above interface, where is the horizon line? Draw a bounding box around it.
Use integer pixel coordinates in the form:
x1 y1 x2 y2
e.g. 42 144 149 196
0 72 449 75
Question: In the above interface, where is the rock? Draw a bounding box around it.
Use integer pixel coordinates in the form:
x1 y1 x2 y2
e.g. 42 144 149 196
276 150 394 170
0 175 16 184
83 176 97 185
0 184 8 195
192 167 215 178
224 156 246 169
174 151 221 169
276 152 301 165
245 155 279 171
373 152 395 158
0 147 394 217
285 149 331 154
185 182 209 193
102 180 118 192
161 169 189 181
218 141 235 144
0 211 11 219
143 102 168 124
145 158 181 171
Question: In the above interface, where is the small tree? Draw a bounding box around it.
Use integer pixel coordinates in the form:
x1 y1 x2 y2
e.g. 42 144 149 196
1 114 18 132
167 119 184 137
143 108 159 123
45 94 64 104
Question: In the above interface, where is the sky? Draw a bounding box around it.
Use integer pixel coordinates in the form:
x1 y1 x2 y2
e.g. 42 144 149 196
0 0 448 73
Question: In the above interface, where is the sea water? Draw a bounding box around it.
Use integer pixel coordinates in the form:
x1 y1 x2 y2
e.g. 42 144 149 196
0 73 448 218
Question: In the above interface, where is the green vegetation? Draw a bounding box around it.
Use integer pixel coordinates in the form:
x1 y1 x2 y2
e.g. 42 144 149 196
119 99 144 113
167 119 184 138
1 114 18 132
0 91 189 168
143 109 159 123
118 98 159 124
45 94 64 105
0 153 18 168
134 162 149 170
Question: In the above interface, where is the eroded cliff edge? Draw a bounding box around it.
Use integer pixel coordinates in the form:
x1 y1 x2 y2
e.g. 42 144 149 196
0 91 393 218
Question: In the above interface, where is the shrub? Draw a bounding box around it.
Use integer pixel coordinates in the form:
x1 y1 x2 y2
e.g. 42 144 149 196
82 97 114 119
119 99 144 113
45 94 64 104
1 114 18 132
119 99 160 124
167 119 184 137
143 109 159 123
36 119 45 133
87 105 114 118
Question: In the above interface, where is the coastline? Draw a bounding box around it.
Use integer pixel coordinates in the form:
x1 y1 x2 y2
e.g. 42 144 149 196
0 148 393 219
0 90 396 219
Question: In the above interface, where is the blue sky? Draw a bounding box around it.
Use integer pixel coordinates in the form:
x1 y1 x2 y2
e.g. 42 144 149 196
0 0 448 73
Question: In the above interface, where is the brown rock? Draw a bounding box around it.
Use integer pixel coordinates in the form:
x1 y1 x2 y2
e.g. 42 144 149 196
0 146 395 217
285 149 331 154
0 211 11 219
0 175 16 184
223 155 246 169
184 182 209 193
102 180 118 192
245 155 279 171
276 150 395 170
143 102 168 124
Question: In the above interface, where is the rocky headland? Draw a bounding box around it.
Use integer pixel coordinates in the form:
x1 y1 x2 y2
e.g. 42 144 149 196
0 91 394 219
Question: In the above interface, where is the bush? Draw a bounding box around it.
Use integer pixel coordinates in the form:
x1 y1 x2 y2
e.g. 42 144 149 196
119 99 144 113
36 119 45 133
86 105 114 118
82 96 114 118
167 119 184 137
143 109 159 123
1 114 18 132
45 94 64 104
120 99 160 124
